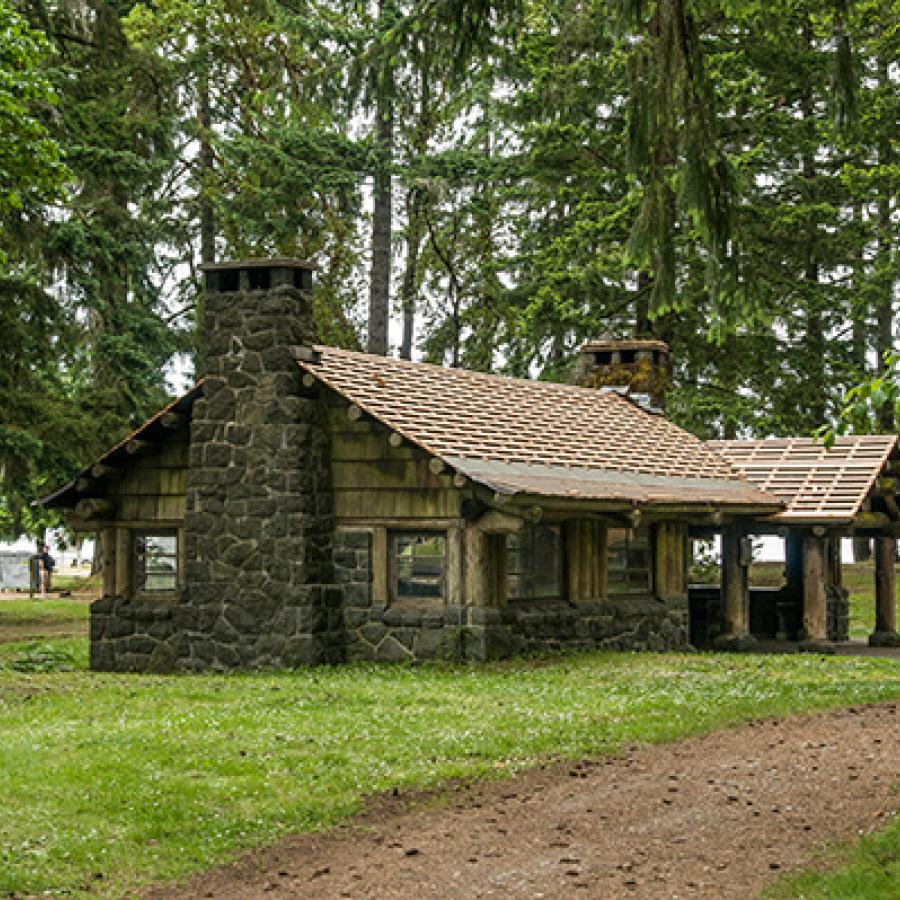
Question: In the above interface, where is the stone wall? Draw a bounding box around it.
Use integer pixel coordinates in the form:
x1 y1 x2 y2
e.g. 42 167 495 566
90 593 178 673
92 523 691 669
465 597 690 660
91 272 344 673
826 584 850 643
333 529 466 661
333 527 689 661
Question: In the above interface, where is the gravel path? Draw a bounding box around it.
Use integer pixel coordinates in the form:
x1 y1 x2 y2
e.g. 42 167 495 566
150 702 900 899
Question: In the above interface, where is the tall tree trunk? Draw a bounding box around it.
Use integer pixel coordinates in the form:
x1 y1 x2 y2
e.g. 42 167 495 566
874 56 895 432
198 34 215 266
635 271 652 336
399 190 423 360
799 32 826 427
850 200 872 563
399 57 431 361
367 0 394 356
850 201 866 379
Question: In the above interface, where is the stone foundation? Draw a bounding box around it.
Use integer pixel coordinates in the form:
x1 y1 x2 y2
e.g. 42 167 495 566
90 593 178 673
465 597 690 660
91 523 692 670
826 584 850 643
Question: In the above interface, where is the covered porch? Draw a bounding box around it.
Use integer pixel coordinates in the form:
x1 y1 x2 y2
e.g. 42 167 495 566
691 436 900 651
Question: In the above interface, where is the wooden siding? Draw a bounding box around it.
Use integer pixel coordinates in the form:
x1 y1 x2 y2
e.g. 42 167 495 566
566 520 607 603
655 522 688 598
327 403 463 522
109 433 188 523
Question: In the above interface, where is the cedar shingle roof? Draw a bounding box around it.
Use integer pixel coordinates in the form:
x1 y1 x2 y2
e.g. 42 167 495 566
301 346 781 509
710 436 899 523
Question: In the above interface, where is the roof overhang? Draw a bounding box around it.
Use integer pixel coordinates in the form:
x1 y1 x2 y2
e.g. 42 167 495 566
710 435 899 530
36 382 202 510
444 456 784 513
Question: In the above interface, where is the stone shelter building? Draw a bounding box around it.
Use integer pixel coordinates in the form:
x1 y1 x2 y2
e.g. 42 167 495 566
39 259 900 671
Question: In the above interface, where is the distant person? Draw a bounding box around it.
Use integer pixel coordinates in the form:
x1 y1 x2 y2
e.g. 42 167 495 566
37 545 55 597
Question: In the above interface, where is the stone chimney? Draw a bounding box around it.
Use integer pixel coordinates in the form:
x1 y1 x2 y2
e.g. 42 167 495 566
574 338 672 412
178 258 342 670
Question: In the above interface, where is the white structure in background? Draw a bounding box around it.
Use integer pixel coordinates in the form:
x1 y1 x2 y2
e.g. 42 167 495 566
0 530 94 583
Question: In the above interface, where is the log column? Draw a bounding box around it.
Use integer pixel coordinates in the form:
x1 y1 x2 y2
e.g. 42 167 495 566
800 534 830 647
714 525 755 650
869 536 900 647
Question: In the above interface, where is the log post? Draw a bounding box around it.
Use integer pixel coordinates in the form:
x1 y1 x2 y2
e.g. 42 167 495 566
115 528 130 598
465 527 497 607
100 527 116 598
446 526 463 607
869 536 900 647
799 535 831 649
714 525 755 650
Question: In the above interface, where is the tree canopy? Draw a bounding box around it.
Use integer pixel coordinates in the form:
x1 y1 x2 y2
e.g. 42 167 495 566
0 0 896 538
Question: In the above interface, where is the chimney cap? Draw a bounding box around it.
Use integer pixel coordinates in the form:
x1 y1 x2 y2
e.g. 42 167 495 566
580 338 669 354
199 256 316 272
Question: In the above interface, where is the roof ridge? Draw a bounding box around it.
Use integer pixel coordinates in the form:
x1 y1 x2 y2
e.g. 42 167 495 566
311 344 643 402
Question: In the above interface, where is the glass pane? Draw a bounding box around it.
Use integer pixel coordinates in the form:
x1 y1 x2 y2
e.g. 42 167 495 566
395 533 445 600
607 527 652 594
506 525 561 601
533 526 561 597
135 532 178 592
145 534 177 555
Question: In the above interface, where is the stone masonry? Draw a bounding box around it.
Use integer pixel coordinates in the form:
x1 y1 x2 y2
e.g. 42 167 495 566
91 262 344 672
174 265 344 670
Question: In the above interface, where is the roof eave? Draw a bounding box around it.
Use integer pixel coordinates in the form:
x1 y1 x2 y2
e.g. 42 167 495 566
34 381 203 510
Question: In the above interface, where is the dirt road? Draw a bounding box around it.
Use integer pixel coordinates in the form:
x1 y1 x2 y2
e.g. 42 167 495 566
150 702 899 899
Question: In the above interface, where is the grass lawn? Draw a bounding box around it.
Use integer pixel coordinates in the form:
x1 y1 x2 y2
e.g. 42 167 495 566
1 645 899 896
765 815 900 899
0 596 90 649
0 597 90 626
52 572 103 594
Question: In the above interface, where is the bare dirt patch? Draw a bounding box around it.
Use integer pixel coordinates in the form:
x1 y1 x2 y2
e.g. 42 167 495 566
148 703 899 899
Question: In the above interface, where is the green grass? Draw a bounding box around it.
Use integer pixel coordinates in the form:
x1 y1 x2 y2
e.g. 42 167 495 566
1 646 899 896
841 561 898 639
52 571 102 593
0 597 90 626
765 812 900 899
0 637 89 667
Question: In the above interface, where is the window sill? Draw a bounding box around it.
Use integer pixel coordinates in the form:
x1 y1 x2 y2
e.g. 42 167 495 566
130 591 180 608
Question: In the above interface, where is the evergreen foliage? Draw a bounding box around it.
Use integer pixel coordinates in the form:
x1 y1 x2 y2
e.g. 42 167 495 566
0 0 896 538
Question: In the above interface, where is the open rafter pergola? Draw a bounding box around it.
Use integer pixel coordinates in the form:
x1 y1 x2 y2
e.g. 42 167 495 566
708 435 900 648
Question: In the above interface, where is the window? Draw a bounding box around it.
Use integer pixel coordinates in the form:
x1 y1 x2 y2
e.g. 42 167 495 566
607 526 652 594
134 532 179 593
506 525 563 602
393 532 445 602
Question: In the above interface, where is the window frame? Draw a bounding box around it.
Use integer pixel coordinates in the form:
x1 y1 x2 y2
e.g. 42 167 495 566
132 529 180 596
505 523 565 604
389 530 447 606
606 525 654 595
